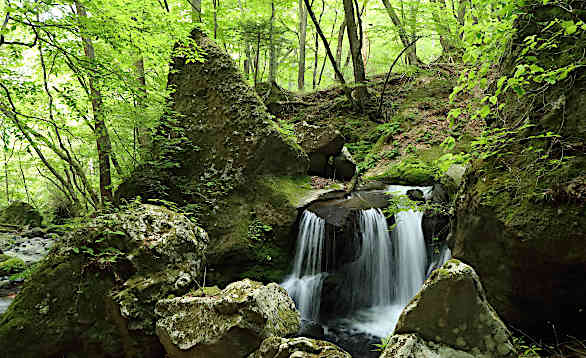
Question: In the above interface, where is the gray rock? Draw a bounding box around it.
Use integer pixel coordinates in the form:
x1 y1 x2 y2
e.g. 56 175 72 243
249 336 351 358
380 334 477 358
445 164 466 187
295 122 345 178
394 260 515 358
333 147 356 181
155 279 300 358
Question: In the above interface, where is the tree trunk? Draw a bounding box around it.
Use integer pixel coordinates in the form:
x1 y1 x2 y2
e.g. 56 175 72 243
312 0 325 89
75 1 113 205
269 0 277 84
335 19 346 81
429 0 459 60
134 57 151 152
380 0 420 65
297 0 308 90
192 0 202 23
213 0 219 38
254 31 261 86
343 0 369 105
238 0 251 79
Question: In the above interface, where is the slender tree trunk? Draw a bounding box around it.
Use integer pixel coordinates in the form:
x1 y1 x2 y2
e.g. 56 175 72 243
343 0 369 105
254 32 261 86
335 19 346 81
213 0 219 39
269 0 277 84
239 0 251 79
75 1 113 205
192 0 202 23
312 0 325 89
380 0 420 65
297 0 308 90
134 57 151 153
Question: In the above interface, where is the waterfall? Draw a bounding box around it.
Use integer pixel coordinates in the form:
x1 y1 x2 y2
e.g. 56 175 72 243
283 185 438 339
282 211 328 321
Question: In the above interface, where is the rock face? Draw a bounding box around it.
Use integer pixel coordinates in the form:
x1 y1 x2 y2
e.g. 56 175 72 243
0 204 208 358
332 147 356 181
394 259 515 358
155 279 300 358
0 201 42 227
116 30 309 286
452 3 586 338
249 336 351 358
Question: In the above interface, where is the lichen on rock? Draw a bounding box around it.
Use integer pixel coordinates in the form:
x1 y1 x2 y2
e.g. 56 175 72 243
155 279 300 358
394 259 515 358
0 204 208 358
249 336 351 358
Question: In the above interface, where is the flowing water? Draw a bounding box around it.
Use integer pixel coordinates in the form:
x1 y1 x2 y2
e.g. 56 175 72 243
282 185 452 353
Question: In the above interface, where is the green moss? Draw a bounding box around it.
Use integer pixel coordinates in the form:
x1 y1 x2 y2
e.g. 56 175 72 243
369 158 439 185
0 256 26 275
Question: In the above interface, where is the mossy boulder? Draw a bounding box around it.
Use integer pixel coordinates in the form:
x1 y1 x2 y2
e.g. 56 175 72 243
395 259 515 358
116 30 309 286
0 255 26 275
0 204 208 358
0 201 42 228
369 158 438 186
249 336 351 358
155 279 300 358
452 2 586 338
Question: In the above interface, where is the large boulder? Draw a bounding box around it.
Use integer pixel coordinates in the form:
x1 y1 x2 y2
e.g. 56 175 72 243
452 2 586 338
116 30 309 286
394 259 515 358
0 201 42 228
0 204 208 358
249 336 351 358
155 279 300 358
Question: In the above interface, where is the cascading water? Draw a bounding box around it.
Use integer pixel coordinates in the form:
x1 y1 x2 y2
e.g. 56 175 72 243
282 185 452 352
281 211 328 321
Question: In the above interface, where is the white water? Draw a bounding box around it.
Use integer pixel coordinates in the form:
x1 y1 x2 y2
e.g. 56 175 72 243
341 185 431 337
283 185 436 338
282 211 328 321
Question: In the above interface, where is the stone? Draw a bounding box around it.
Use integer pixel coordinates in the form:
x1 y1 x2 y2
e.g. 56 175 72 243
155 279 300 358
444 164 466 187
0 202 42 228
380 333 478 358
332 147 356 181
249 336 351 358
395 259 515 358
406 189 425 202
298 319 325 340
116 30 309 287
0 204 208 358
295 122 345 179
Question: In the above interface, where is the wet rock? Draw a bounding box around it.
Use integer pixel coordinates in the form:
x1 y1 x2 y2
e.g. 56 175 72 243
249 336 351 358
406 189 425 202
2 236 55 265
380 333 477 358
298 319 325 340
0 202 42 228
444 164 466 187
0 204 208 358
395 260 515 358
155 279 300 358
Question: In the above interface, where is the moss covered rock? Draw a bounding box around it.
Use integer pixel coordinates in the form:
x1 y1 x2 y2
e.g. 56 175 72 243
249 336 351 358
116 30 309 286
0 201 42 228
155 279 300 358
0 255 26 275
395 260 515 358
452 2 586 338
0 204 208 358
